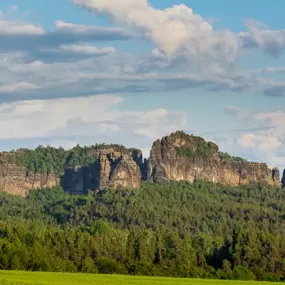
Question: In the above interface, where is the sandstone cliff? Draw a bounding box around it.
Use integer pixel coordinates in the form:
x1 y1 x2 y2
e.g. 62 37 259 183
0 131 283 197
0 159 59 197
147 131 281 187
62 148 141 195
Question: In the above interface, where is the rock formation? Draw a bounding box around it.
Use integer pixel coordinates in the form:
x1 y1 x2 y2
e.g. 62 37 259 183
0 159 59 197
108 153 141 189
147 131 281 187
62 149 141 195
0 131 283 197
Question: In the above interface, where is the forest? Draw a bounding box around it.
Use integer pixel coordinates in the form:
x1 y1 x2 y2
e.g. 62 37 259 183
1 180 285 282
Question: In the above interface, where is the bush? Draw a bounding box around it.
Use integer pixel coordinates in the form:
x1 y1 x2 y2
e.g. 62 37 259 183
262 273 281 282
95 257 128 275
232 266 256 281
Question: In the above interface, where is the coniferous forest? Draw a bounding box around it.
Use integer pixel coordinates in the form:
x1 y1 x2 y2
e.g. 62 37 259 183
1 181 285 282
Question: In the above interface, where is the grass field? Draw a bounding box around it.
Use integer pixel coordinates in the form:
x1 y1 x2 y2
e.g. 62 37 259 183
0 271 277 285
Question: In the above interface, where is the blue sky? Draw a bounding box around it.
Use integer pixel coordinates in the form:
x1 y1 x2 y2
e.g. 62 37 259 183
0 0 285 169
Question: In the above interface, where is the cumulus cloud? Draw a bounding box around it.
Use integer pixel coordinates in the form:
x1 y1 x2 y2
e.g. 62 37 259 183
224 106 285 168
1 3 285 101
235 131 285 168
73 0 239 66
0 94 187 152
71 1 285 62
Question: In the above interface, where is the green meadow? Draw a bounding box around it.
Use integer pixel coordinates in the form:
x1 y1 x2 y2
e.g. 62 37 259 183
0 271 276 285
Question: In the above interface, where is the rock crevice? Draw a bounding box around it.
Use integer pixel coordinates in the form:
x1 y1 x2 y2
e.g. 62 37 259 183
61 149 141 195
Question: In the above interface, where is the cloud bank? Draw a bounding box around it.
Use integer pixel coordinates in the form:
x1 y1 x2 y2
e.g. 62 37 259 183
0 94 186 154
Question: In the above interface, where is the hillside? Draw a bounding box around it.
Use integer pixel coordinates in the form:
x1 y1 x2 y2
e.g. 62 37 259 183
1 132 285 281
1 181 285 281
0 131 283 197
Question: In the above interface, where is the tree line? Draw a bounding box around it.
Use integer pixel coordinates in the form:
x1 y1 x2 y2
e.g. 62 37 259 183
5 143 126 176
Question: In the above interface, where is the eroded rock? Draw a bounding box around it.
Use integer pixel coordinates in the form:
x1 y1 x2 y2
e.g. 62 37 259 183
148 131 281 187
0 160 59 197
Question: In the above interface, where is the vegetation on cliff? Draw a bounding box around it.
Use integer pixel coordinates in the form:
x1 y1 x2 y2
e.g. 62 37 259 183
172 131 246 162
1 181 285 281
171 131 217 159
218 152 247 162
175 144 216 159
4 143 127 176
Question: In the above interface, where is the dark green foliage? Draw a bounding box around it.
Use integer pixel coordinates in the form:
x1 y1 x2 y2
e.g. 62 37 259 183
1 181 285 281
175 143 216 159
7 146 67 176
4 143 126 176
219 152 247 162
171 131 218 159
232 266 256 281
176 147 246 162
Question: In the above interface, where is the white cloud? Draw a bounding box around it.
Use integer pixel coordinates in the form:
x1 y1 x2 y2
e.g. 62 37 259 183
0 95 187 153
236 131 284 168
237 133 257 149
60 44 115 55
73 0 239 65
0 13 131 54
237 132 282 153
224 107 285 168
54 20 131 39
1 3 285 101
0 11 45 35
225 107 285 130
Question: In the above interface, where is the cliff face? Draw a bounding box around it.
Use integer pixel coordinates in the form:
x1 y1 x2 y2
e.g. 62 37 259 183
97 150 141 190
62 149 141 195
108 153 141 189
0 131 283 197
0 160 59 197
148 131 281 187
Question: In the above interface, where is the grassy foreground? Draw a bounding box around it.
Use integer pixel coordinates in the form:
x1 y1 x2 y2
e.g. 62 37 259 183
0 271 276 285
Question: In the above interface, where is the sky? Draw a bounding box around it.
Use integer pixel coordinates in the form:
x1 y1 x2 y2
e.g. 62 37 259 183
0 0 285 170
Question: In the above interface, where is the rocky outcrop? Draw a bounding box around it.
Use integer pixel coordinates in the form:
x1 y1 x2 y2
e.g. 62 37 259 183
0 160 59 197
148 131 282 187
108 153 141 189
0 131 283 197
62 149 141 195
